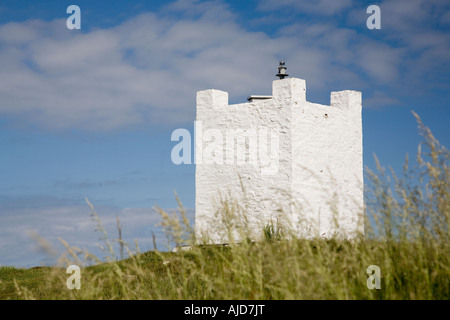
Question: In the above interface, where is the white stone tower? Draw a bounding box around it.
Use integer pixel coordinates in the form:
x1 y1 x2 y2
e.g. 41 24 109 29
195 70 363 243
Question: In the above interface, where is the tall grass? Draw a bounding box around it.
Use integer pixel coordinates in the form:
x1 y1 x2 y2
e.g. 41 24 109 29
1 112 448 300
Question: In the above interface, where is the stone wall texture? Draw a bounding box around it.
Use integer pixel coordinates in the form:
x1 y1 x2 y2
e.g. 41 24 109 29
195 78 363 243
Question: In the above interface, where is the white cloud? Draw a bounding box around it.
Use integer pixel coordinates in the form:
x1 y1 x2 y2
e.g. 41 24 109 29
363 91 401 109
0 198 194 267
441 11 450 26
0 12 289 131
0 0 448 131
258 0 354 16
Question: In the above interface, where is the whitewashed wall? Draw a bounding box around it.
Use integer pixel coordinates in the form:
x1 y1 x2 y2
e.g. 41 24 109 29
195 78 363 243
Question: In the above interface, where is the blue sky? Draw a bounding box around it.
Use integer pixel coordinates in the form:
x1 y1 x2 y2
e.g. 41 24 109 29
0 0 449 267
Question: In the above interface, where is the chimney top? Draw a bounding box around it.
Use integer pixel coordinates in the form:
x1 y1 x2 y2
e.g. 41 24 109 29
276 59 289 79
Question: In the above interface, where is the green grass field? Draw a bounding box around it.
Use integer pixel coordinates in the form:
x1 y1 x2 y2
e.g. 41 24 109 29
1 112 448 300
1 236 448 300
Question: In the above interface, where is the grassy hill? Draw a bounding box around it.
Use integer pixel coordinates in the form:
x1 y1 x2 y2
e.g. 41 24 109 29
1 236 449 300
1 112 448 300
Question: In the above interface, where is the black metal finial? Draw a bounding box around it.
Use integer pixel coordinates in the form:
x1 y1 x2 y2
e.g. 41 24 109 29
276 59 289 79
